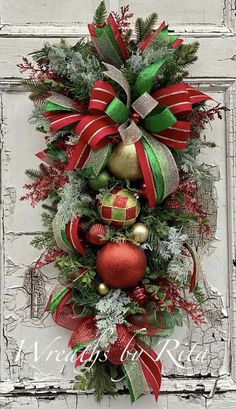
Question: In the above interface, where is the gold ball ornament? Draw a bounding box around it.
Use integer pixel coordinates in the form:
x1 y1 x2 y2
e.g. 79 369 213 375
98 283 110 295
107 142 142 181
131 223 149 243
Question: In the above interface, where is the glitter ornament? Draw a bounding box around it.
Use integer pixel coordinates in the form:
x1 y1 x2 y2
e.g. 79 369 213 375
129 286 148 305
98 187 140 228
96 242 147 288
107 142 142 181
88 170 111 191
86 223 108 246
131 223 149 243
97 282 110 295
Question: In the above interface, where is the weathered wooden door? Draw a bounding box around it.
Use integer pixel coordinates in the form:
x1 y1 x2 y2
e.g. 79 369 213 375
0 1 236 408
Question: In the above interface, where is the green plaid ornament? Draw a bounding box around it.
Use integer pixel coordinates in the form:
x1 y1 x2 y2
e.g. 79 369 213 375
98 187 140 228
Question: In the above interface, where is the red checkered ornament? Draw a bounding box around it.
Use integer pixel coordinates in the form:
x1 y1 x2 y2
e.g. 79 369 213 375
98 187 140 228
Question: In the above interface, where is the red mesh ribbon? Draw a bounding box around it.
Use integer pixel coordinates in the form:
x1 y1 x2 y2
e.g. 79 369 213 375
106 324 136 365
48 287 163 401
51 288 88 331
68 316 97 349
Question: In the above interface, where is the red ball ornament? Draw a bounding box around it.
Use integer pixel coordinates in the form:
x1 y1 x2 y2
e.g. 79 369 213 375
86 223 108 246
96 242 147 288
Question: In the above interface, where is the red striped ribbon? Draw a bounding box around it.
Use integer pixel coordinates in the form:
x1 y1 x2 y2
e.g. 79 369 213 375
135 342 162 401
66 217 86 256
135 140 157 208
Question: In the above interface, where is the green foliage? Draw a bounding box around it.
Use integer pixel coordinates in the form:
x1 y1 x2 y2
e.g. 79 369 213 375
74 361 118 402
30 212 55 250
25 168 42 179
93 1 107 25
127 300 145 315
56 253 100 310
22 78 64 101
135 13 158 43
122 37 174 87
160 41 199 85
174 138 219 183
193 285 207 304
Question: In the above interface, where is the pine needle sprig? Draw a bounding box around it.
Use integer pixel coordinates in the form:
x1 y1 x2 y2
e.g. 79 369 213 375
175 42 199 68
135 12 158 44
93 1 107 25
74 361 118 403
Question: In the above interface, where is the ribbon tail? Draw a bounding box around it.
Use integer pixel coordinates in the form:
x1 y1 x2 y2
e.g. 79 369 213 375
135 140 157 207
46 285 70 314
36 150 59 166
142 133 179 202
153 120 191 150
184 243 200 292
135 342 162 401
122 356 150 402
185 83 213 104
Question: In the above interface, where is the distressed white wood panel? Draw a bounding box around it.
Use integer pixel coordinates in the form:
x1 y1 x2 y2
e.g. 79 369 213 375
120 0 226 27
1 0 110 25
1 92 45 233
2 392 236 409
1 37 236 79
0 0 234 33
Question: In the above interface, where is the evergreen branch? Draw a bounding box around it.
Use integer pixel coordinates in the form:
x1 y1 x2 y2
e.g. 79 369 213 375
135 13 158 43
93 1 107 25
175 42 199 67
142 12 158 39
74 361 118 402
135 17 143 44
25 168 42 180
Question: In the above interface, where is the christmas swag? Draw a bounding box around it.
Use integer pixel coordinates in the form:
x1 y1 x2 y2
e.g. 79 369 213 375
19 2 226 403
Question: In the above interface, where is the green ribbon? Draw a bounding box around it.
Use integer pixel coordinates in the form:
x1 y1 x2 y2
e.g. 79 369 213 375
144 105 176 132
95 24 124 67
103 61 176 143
44 101 73 112
49 286 69 314
122 357 149 402
159 25 179 46
142 133 179 201
141 137 165 202
105 97 130 124
131 310 176 332
52 213 75 254
133 59 166 99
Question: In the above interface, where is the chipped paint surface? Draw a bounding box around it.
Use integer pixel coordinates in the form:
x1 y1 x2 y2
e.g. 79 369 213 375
0 1 236 407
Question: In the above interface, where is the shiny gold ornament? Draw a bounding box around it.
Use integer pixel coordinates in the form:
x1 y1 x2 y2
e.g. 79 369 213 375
107 142 142 181
131 223 149 243
97 282 110 295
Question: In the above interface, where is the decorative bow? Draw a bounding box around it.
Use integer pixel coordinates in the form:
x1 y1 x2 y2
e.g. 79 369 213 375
40 20 211 208
46 285 181 402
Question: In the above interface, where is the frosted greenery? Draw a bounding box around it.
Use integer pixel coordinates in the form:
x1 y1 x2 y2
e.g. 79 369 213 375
95 289 130 349
158 227 187 260
167 253 192 282
57 173 91 224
